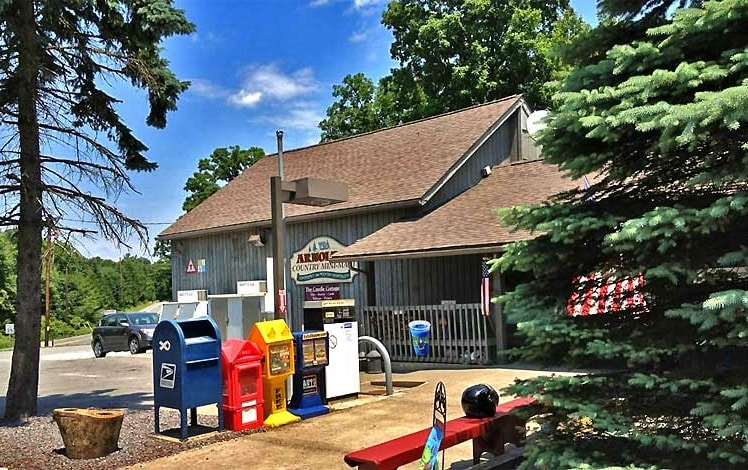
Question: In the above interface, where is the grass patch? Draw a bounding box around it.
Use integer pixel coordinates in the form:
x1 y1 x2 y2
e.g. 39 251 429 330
0 334 14 350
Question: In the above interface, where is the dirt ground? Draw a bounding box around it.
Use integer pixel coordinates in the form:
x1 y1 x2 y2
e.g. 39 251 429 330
124 367 562 470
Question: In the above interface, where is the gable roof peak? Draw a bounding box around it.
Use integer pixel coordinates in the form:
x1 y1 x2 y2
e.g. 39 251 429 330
269 94 524 158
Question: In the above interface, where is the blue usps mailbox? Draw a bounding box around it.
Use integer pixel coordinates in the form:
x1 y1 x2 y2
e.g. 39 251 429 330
152 317 223 441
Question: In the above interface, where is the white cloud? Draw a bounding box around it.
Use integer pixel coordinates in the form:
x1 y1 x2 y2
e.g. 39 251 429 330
349 29 368 43
228 90 263 107
308 0 387 11
188 79 230 99
253 102 324 131
228 65 318 108
354 0 387 9
189 32 219 45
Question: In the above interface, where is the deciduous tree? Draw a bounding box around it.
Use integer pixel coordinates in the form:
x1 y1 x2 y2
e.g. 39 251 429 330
319 0 586 140
381 0 586 112
319 73 383 142
182 145 264 212
0 231 16 326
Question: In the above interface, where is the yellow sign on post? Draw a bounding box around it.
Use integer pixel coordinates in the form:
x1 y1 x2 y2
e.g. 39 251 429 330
249 319 300 428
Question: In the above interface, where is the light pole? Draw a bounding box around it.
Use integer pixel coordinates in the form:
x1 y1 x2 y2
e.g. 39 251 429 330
269 133 349 331
270 174 286 322
271 131 287 323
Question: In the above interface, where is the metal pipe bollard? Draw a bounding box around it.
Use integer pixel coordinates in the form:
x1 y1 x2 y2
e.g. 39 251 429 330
358 336 393 396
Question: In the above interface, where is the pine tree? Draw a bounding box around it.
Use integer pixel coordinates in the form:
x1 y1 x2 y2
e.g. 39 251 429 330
497 1 748 468
0 0 193 421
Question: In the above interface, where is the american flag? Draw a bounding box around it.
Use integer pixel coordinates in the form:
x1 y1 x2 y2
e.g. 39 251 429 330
566 272 647 316
481 260 491 316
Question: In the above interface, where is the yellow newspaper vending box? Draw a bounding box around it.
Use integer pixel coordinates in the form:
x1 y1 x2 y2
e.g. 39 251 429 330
248 320 300 427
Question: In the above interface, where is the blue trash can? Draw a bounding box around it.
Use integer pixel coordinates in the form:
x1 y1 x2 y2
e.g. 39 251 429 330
409 320 431 357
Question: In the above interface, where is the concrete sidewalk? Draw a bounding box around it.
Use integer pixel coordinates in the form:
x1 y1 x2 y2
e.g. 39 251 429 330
125 367 563 470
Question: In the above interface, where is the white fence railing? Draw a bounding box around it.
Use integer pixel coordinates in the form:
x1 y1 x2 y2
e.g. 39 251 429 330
360 304 491 364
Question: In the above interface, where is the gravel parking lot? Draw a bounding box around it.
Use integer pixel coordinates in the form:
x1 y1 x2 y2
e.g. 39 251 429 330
0 344 242 469
0 408 251 470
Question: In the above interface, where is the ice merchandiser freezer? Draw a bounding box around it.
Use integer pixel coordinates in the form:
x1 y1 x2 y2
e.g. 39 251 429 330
303 299 359 401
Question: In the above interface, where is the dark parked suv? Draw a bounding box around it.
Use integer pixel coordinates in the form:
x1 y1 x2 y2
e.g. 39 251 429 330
91 311 160 357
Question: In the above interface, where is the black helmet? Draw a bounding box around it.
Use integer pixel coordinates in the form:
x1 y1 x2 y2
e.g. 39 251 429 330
461 384 499 418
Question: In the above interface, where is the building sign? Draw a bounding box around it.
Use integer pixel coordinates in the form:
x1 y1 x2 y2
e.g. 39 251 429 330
304 284 341 301
290 236 358 285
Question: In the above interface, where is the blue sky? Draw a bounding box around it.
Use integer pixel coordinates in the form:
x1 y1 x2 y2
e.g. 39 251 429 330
90 0 598 260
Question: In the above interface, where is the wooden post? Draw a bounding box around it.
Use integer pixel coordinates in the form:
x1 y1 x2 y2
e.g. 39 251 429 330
366 261 376 307
491 270 507 364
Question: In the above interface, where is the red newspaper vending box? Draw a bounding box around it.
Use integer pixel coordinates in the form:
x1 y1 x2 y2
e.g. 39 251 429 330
221 338 264 431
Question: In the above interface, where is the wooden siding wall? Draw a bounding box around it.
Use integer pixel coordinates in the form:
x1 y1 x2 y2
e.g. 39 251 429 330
170 208 415 321
423 112 517 212
374 253 484 306
171 229 484 319
171 230 270 296
169 107 529 321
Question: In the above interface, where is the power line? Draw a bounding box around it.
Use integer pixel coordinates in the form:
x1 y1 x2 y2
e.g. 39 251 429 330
60 218 172 226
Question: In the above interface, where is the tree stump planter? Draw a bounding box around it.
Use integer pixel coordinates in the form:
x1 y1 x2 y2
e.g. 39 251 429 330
52 408 126 459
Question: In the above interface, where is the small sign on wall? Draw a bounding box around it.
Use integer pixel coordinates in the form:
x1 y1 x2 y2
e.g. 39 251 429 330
186 258 196 274
186 258 206 274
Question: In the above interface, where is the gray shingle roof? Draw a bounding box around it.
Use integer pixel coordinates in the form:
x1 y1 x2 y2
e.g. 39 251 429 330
159 96 522 239
332 160 582 261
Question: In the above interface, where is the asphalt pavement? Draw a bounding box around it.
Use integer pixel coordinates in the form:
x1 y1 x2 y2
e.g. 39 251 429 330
0 320 567 469
0 343 155 417
0 303 169 417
